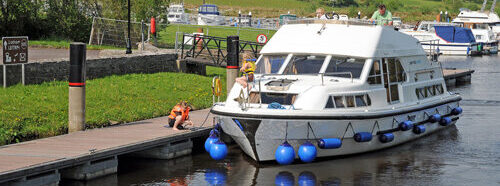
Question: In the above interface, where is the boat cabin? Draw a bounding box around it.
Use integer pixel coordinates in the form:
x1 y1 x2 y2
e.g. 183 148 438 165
244 22 447 111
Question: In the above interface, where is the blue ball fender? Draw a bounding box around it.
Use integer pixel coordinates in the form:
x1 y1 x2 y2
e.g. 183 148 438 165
209 140 228 160
298 141 317 163
204 133 218 153
275 141 295 165
399 120 414 131
354 132 372 142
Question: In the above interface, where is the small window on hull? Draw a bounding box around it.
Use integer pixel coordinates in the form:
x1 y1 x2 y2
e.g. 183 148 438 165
325 94 372 109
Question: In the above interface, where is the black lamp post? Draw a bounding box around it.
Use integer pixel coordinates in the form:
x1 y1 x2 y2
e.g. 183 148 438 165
126 0 132 54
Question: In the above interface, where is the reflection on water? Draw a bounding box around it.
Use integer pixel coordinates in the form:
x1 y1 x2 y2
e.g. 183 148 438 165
84 56 500 185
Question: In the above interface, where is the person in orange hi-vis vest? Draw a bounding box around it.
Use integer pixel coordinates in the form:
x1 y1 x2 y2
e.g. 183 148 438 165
167 101 193 130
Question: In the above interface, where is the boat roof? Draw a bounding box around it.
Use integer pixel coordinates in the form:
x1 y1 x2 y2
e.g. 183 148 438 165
260 21 426 58
452 10 500 23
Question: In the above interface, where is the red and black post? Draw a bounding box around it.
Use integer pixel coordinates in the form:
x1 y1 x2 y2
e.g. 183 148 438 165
69 43 86 133
226 36 239 93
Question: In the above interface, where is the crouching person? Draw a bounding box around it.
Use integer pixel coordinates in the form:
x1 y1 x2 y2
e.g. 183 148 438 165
167 101 193 130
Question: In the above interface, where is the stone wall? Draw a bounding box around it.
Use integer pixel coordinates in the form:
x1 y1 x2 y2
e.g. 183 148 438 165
0 53 207 87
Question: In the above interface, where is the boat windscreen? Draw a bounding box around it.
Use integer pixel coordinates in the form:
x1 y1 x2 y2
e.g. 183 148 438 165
255 55 287 74
282 55 326 75
324 57 365 78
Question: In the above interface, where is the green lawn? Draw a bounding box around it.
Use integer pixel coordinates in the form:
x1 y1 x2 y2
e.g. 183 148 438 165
0 66 227 145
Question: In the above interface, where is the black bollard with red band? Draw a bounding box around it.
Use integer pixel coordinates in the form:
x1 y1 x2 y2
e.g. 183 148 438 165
69 43 86 133
226 36 239 93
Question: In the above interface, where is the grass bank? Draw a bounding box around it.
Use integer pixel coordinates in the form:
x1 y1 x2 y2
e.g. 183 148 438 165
29 40 122 50
157 24 277 48
182 0 492 23
0 67 226 145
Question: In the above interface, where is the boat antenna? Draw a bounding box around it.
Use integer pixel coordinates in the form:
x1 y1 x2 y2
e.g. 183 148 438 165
491 0 498 13
481 0 488 12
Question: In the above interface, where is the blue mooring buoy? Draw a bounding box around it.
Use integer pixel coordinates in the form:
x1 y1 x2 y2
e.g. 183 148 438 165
439 117 452 126
354 132 372 142
452 107 463 115
275 141 295 165
204 133 218 152
298 141 317 163
379 133 395 143
209 140 228 160
429 114 441 123
399 120 414 131
317 138 342 149
413 125 426 134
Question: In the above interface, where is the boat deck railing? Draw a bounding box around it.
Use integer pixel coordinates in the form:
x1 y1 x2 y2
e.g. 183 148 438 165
286 18 378 26
418 39 441 61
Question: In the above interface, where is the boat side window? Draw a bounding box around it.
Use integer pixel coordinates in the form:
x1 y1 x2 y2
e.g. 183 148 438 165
334 96 344 108
346 96 355 108
325 94 372 109
325 96 334 108
415 84 444 100
283 55 326 75
255 55 287 74
324 57 365 78
387 58 406 83
251 92 297 105
367 60 382 84
355 95 366 107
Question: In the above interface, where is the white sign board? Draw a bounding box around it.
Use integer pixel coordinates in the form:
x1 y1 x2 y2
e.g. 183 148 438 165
183 32 204 45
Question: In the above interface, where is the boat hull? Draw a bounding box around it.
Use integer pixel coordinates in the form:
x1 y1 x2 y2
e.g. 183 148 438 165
216 101 461 162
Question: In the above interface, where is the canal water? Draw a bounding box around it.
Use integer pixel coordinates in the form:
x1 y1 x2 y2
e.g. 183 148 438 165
76 56 500 186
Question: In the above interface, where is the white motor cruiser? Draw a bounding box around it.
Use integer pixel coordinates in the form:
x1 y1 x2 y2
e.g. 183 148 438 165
197 4 224 26
167 4 189 24
402 21 481 55
452 8 499 54
211 20 463 163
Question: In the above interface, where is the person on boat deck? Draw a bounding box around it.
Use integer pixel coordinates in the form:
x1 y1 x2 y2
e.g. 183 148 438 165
167 101 193 131
369 4 393 26
235 53 256 89
316 8 327 20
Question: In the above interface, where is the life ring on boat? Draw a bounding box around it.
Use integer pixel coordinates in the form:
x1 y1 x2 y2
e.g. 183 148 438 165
212 77 222 97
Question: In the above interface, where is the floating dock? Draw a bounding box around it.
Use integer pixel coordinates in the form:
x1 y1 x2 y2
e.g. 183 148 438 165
0 109 213 185
442 68 474 86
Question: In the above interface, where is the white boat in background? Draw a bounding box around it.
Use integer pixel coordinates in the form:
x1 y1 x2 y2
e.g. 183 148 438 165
211 20 463 163
402 21 481 56
167 4 189 24
197 4 224 26
452 8 499 54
